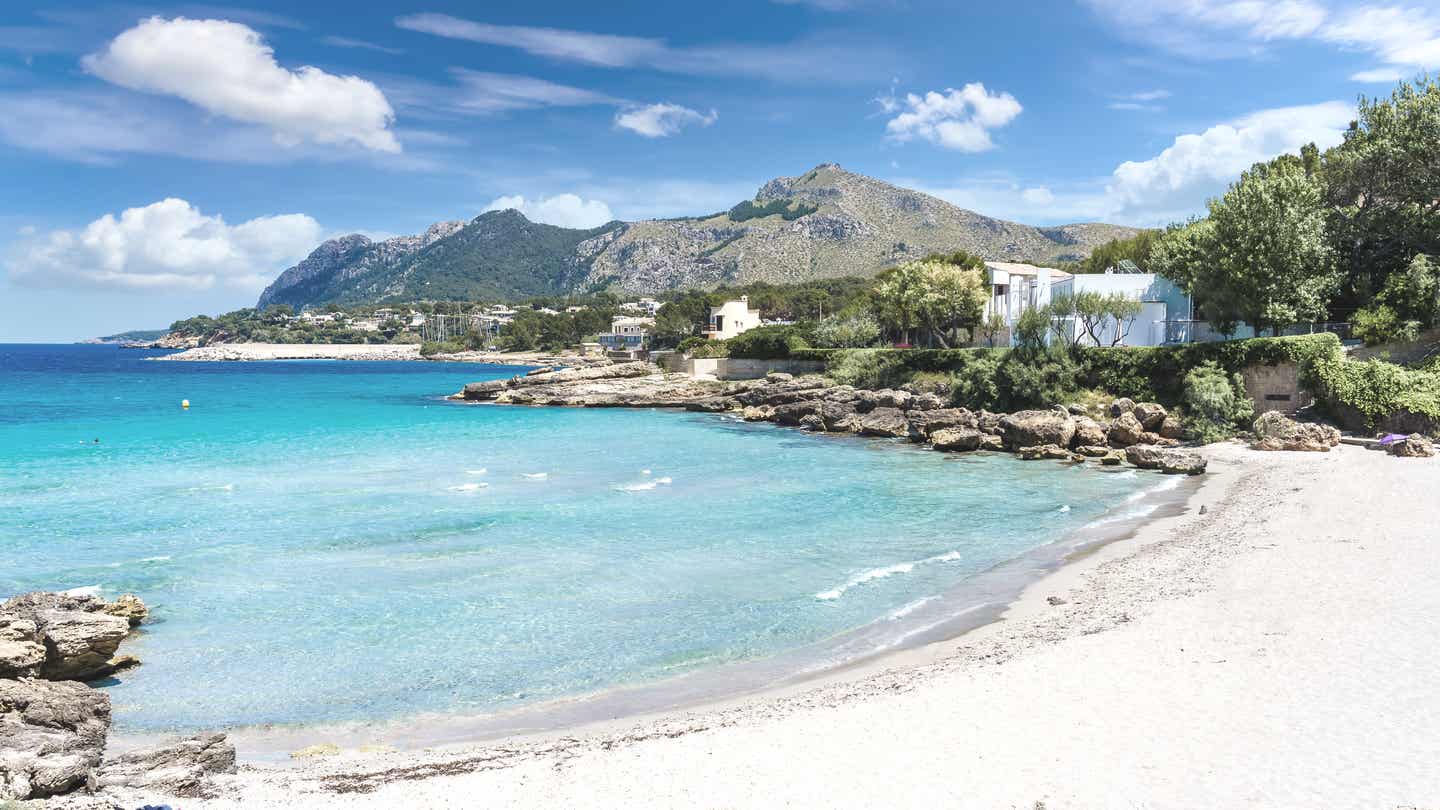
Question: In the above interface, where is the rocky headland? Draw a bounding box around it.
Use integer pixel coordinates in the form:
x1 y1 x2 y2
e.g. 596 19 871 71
0 591 235 803
453 364 1211 475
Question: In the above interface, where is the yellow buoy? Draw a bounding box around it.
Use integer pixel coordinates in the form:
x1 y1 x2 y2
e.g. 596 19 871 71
181 399 190 409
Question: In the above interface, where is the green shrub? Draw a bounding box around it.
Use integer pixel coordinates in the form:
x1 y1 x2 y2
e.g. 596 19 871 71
1182 362 1254 443
1352 304 1421 346
677 336 729 358
826 350 908 389
995 350 1080 410
725 325 810 359
948 353 1004 409
1310 354 1440 432
811 311 883 348
420 340 464 357
908 371 959 394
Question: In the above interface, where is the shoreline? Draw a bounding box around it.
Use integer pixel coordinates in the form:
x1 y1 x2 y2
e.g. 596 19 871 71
107 451 1199 763
147 342 604 366
104 442 1440 807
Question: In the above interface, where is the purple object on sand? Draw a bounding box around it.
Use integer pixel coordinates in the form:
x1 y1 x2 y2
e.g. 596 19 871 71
1378 433 1408 446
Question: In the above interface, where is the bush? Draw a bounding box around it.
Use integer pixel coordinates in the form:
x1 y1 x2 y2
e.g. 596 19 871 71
811 311 882 348
948 353 1004 409
1352 304 1421 346
826 350 909 389
420 340 464 357
1182 362 1254 443
725 325 810 359
1310 354 1440 433
677 336 729 358
995 350 1080 410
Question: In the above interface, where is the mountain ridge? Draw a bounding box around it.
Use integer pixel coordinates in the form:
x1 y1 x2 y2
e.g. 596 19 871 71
256 164 1139 310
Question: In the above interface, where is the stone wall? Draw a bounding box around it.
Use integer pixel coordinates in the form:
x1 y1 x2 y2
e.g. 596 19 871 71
678 357 827 380
1241 362 1311 415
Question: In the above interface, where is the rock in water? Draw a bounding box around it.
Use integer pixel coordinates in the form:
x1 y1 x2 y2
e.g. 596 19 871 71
1071 417 1108 448
0 593 136 681
858 408 910 438
929 427 982 452
101 594 148 628
97 732 237 799
0 678 111 800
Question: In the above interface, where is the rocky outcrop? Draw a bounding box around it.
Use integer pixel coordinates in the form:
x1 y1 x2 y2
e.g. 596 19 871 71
858 408 910 438
0 618 45 679
0 593 144 682
0 678 111 800
1107 412 1147 447
97 733 236 799
1000 409 1075 449
1251 412 1341 452
906 408 977 442
930 427 983 452
1125 445 1208 475
1389 434 1435 458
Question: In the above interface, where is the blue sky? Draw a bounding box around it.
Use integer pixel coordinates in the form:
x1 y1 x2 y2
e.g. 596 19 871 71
2 0 1436 341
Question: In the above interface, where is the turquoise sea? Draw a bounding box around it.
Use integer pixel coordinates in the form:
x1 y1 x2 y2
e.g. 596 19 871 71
1 345 1165 735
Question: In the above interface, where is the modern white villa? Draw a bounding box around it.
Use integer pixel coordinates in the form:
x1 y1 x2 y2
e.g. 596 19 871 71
982 261 1192 347
704 296 762 341
598 315 655 357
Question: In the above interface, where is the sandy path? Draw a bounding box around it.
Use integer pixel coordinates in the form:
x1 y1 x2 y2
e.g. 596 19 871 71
136 444 1440 809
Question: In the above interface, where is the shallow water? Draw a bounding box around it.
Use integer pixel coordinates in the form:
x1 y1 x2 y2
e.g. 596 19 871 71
1 345 1158 733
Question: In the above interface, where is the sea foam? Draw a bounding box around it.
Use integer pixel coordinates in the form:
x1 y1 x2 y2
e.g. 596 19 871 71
521 473 548 480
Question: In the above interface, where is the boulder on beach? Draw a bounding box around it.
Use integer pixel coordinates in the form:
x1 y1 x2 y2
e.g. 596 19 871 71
1108 398 1136 418
906 408 976 442
1389 433 1435 458
1072 417 1108 448
1251 411 1341 452
1000 410 1076 449
1132 402 1169 431
0 678 111 800
97 732 237 799
930 427 983 452
1107 412 1147 447
1126 444 1208 475
1158 415 1186 440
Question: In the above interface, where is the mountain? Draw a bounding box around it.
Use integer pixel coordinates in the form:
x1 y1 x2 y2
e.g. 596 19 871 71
256 164 1139 309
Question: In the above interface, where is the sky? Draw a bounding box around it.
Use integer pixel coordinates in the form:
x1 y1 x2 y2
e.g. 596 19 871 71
2 0 1437 341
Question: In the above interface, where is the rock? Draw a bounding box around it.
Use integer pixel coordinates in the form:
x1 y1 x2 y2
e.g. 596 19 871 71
1071 417 1108 448
910 392 946 412
683 397 734 413
930 427 982 452
740 405 773 422
906 408 976 442
0 678 111 800
1158 416 1186 441
873 389 913 410
0 617 46 679
291 743 341 759
462 361 655 400
1074 445 1112 458
979 434 1005 451
1107 412 1147 447
1159 451 1207 475
858 407 910 438
1251 411 1341 452
1065 404 1087 416
1389 433 1435 458
821 385 859 403
1132 402 1168 431
32 610 131 682
977 410 1005 435
771 401 820 426
853 390 881 413
525 366 554 376
1000 410 1076 449
100 595 148 628
1100 452 1124 466
1124 444 1166 469
1047 596 1068 606
1108 398 1136 418
764 372 794 383
1125 444 1207 475
798 413 826 431
816 401 860 432
1018 444 1071 461
97 732 236 799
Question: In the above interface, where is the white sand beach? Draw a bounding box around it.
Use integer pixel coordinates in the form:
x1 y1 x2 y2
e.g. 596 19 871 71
119 443 1440 809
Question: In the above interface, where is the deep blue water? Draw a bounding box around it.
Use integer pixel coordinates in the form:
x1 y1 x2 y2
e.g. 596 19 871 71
0 344 1156 733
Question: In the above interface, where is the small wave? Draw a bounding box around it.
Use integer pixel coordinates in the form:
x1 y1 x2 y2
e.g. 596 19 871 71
185 483 234 492
654 476 672 485
887 596 939 620
139 555 171 563
465 468 488 476
1058 504 1071 513
449 483 488 492
521 473 548 480
641 469 652 475
616 481 657 492
61 585 101 598
817 550 962 601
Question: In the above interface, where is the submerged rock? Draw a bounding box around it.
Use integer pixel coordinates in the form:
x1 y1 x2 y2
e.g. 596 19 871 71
0 678 111 800
97 732 236 799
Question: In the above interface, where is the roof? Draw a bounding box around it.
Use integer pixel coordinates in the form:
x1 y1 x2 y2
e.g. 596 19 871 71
983 261 1072 280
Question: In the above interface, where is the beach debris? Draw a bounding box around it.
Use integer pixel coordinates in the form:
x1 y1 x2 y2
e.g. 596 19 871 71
291 743 341 759
181 399 189 409
1046 596 1067 606
1199 504 1209 514
97 732 236 799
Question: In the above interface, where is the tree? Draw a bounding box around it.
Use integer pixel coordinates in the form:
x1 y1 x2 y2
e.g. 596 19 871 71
976 310 1007 347
1151 159 1337 335
811 311 882 348
915 261 987 348
1324 76 1440 308
1102 293 1143 346
870 262 928 345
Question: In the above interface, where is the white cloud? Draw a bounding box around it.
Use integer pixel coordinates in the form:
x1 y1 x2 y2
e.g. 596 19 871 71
883 84 1022 152
83 17 399 152
6 198 322 292
393 13 892 84
1021 187 1056 205
484 194 615 228
448 69 619 113
614 103 717 137
1084 0 1440 80
1105 101 1353 222
320 35 404 55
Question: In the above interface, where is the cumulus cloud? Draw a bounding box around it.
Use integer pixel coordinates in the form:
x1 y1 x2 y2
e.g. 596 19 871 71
1105 101 1353 222
484 194 615 228
83 17 399 152
5 198 321 292
614 103 717 137
883 84 1022 152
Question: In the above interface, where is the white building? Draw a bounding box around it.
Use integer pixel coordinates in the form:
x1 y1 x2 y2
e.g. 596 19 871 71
704 296 762 341
599 315 654 354
981 262 1192 348
621 298 664 316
